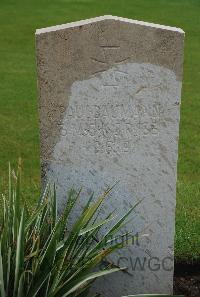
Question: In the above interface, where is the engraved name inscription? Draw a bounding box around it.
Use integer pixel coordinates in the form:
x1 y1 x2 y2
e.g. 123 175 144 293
42 100 165 159
41 62 176 161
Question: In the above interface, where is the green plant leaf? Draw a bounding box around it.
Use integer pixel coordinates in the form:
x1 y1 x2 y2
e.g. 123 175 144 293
55 268 122 297
79 215 115 236
14 209 25 297
0 241 6 297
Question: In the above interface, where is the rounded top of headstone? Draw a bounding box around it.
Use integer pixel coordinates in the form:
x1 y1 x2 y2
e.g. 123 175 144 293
36 15 184 35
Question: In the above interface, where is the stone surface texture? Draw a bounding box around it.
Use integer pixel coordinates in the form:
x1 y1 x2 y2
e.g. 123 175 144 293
36 15 184 296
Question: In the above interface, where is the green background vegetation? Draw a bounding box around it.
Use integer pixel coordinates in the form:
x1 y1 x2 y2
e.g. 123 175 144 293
0 0 199 259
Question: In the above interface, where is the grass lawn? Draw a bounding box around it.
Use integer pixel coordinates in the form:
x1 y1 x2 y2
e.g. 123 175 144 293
0 0 199 260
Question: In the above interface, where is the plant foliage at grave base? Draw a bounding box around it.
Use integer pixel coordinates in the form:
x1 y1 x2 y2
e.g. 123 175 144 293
0 162 141 297
0 163 184 297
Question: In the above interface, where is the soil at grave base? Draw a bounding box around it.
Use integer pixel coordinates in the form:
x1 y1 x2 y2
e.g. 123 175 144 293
173 260 200 297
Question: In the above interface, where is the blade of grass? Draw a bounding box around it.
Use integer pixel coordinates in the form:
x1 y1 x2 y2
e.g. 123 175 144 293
14 209 25 297
0 241 6 297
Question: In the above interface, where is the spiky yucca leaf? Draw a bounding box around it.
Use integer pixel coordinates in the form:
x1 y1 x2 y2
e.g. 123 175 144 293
14 209 25 296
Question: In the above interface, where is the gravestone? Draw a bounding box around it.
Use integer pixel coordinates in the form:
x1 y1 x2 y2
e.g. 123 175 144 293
36 16 184 296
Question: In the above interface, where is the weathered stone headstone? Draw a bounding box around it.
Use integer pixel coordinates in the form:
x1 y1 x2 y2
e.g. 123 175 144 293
36 16 184 296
